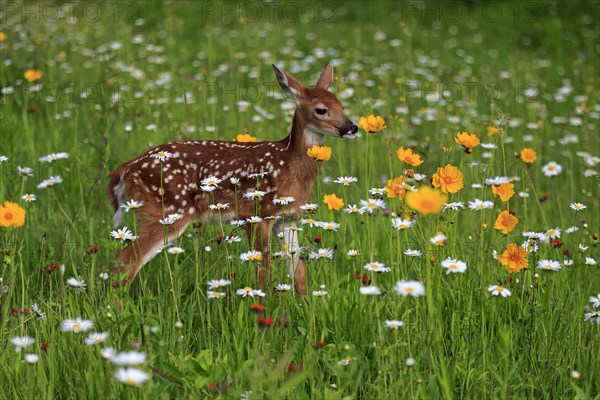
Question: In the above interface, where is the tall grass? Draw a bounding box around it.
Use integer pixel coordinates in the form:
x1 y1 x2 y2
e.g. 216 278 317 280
1 1 598 398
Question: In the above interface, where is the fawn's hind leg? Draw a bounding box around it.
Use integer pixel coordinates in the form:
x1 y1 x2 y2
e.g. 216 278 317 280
115 216 192 281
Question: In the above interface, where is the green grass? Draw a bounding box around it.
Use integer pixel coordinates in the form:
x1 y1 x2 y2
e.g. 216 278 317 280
1 1 599 398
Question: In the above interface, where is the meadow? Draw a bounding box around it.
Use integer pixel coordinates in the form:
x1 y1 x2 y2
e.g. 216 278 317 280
0 1 599 398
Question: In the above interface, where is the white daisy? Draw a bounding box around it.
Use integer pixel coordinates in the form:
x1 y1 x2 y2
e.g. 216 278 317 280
316 221 340 231
441 258 467 274
394 280 425 297
110 227 137 242
537 259 561 271
61 318 94 333
24 354 39 364
121 199 143 212
39 152 69 163
17 166 34 176
360 198 386 213
84 332 109 346
363 262 391 273
207 291 226 299
542 161 562 177
309 248 335 259
200 175 222 187
273 196 295 205
299 203 318 212
66 277 86 288
21 194 37 202
443 202 465 211
384 320 404 329
37 175 63 189
488 285 511 297
430 233 448 246
167 247 185 254
109 351 146 366
359 286 382 296
10 336 35 353
343 204 363 214
333 176 358 186
209 203 229 210
570 202 586 211
150 151 173 161
468 199 494 210
404 249 422 257
114 368 150 386
391 218 414 230
207 279 231 289
244 190 266 200
239 250 262 262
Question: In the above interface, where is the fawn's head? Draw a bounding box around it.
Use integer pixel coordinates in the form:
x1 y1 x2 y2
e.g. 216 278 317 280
273 64 358 141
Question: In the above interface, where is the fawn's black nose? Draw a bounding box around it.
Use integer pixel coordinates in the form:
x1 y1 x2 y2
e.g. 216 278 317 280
350 124 358 134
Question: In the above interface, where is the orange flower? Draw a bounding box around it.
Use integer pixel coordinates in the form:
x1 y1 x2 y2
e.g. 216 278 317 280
494 210 519 234
0 201 26 228
432 164 464 194
498 243 529 273
0 32 6 43
492 182 515 202
454 132 480 153
396 147 423 166
24 70 43 82
235 133 257 142
520 148 537 164
358 115 386 133
323 194 344 210
486 126 502 136
307 145 332 161
405 186 447 216
385 176 407 200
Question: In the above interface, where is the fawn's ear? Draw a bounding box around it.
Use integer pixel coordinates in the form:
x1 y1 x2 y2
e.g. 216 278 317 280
273 64 303 100
314 64 334 89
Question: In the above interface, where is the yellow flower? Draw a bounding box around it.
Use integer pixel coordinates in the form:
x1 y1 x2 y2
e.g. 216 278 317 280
405 186 447 216
396 147 423 166
0 201 26 228
520 148 537 164
385 176 407 200
432 164 464 194
307 145 332 161
494 210 519 234
0 32 6 43
235 133 257 142
24 70 43 83
492 182 515 202
454 131 480 153
358 114 386 133
323 194 344 210
486 126 502 136
498 243 529 273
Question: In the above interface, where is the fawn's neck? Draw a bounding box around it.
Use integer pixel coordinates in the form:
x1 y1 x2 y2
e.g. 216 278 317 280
284 109 324 150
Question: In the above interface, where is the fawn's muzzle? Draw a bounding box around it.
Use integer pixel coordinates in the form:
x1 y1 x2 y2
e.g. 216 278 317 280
339 121 358 139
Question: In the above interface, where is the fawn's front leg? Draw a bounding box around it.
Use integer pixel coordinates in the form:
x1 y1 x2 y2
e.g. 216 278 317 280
245 221 274 291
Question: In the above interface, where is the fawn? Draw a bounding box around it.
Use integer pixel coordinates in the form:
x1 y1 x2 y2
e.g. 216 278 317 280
107 64 358 295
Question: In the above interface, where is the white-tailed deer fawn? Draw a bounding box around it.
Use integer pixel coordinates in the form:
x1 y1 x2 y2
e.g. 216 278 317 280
107 64 357 295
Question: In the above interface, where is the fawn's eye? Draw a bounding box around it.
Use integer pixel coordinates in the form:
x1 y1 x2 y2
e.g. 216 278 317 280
315 108 328 115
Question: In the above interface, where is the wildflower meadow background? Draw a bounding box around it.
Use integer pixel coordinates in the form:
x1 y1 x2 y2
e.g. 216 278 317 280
1 1 599 398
